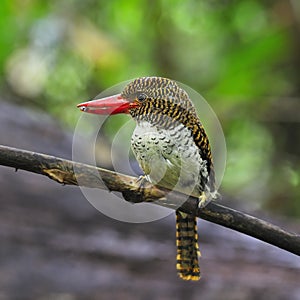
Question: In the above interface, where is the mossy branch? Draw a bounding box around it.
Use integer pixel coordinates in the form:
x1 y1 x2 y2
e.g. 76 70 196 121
0 145 299 256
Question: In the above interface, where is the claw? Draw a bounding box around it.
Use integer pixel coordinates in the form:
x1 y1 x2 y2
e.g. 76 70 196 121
136 175 151 189
198 192 208 208
198 190 219 208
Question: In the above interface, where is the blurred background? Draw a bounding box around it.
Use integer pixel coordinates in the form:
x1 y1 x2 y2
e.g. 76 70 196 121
0 0 299 299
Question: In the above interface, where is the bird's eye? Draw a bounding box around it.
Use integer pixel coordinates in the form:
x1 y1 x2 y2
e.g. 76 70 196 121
137 93 147 102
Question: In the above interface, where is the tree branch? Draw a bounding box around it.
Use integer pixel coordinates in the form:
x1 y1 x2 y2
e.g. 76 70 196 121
0 145 299 256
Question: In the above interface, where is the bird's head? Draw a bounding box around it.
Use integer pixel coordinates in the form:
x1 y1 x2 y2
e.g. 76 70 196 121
77 77 198 122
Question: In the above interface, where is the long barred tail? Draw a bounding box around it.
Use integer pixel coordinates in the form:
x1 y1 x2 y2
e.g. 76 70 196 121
175 210 201 280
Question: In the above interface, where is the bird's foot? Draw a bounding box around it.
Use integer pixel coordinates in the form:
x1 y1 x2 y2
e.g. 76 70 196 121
198 192 210 208
136 175 151 189
123 175 152 204
134 175 165 203
198 190 219 208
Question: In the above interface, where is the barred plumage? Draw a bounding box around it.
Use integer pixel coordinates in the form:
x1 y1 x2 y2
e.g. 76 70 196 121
123 77 216 280
78 76 217 281
176 211 201 280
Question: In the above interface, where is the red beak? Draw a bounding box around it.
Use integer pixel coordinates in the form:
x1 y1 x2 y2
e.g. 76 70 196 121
77 94 137 115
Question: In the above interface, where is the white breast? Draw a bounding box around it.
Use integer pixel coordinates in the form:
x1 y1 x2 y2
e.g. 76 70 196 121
131 120 207 197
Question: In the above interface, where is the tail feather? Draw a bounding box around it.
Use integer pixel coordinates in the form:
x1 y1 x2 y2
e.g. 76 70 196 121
175 210 201 280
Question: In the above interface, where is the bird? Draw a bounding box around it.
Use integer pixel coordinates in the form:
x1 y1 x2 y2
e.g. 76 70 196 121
77 76 217 280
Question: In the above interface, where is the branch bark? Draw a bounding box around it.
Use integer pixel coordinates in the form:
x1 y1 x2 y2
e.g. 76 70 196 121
0 145 299 256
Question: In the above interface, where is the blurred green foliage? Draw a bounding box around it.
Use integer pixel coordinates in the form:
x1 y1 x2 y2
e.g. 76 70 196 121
0 0 299 216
